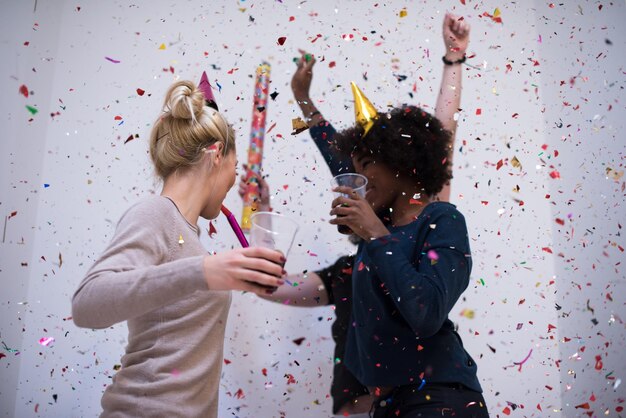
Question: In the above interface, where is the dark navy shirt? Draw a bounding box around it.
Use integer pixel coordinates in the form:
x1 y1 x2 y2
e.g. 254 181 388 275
316 256 369 414
309 121 354 175
344 202 482 392
309 120 367 413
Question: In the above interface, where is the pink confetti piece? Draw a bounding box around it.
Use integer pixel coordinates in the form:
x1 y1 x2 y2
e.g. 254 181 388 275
105 56 121 64
38 337 55 347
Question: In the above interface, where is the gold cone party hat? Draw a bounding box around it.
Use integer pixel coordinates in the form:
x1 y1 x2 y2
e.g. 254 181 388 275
350 82 378 136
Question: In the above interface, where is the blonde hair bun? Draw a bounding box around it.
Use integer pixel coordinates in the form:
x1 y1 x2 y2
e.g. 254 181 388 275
164 80 205 121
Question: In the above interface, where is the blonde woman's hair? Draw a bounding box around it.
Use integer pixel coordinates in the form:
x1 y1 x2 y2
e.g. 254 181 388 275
149 80 235 180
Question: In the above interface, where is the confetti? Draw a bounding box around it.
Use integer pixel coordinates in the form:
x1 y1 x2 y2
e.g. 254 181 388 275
19 85 29 97
38 337 55 347
277 36 287 46
292 337 306 346
291 117 309 135
104 56 120 63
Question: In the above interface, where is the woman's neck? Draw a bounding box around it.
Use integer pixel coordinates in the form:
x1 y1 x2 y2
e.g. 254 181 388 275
161 171 210 227
389 189 431 226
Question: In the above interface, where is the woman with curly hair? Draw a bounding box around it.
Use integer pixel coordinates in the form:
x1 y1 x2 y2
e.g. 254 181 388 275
329 104 489 417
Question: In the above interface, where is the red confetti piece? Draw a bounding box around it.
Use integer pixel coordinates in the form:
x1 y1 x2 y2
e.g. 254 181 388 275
555 218 565 225
223 358 231 364
549 170 561 179
208 221 217 238
357 261 365 271
234 388 245 399
542 247 553 254
289 16 295 21
502 406 511 415
114 115 123 120
277 36 287 46
262 368 267 376
575 403 591 410
595 355 603 370
496 159 503 170
475 108 482 115
328 61 336 68
460 0 466 4
136 88 145 96
19 85 29 97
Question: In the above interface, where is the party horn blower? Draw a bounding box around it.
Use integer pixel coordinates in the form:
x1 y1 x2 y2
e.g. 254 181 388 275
350 82 378 136
241 62 271 230
221 205 249 248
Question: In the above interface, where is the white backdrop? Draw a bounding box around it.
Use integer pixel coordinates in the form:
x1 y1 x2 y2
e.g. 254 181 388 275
1 1 624 417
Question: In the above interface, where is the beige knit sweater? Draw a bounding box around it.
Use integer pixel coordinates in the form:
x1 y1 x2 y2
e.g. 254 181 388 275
72 196 231 417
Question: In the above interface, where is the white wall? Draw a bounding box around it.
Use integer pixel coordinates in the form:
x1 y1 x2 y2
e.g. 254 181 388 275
1 1 623 417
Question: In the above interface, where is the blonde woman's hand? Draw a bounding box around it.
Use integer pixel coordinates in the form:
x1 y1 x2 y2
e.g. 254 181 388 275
203 247 285 294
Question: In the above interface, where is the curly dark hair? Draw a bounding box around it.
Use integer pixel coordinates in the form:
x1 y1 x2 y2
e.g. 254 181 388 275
333 105 453 196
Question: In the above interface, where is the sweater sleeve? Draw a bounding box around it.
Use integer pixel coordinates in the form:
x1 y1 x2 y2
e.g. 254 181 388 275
362 209 472 338
309 121 354 176
72 203 208 329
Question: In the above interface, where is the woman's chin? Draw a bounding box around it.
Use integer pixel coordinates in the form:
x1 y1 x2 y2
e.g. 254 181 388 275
201 207 221 220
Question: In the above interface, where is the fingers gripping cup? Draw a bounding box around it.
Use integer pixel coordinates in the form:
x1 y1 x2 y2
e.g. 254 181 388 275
330 173 368 235
249 212 299 261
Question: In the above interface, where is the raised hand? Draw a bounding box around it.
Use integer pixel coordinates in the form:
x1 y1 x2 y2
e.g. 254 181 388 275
291 49 317 101
443 13 470 61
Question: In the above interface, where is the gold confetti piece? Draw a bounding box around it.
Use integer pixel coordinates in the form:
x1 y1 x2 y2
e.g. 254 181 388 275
606 167 624 180
399 8 408 17
460 309 475 319
291 117 309 135
511 156 522 170
178 234 184 244
159 43 166 50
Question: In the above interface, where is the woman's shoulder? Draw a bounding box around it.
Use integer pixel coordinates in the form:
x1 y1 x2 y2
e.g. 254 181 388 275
119 195 178 226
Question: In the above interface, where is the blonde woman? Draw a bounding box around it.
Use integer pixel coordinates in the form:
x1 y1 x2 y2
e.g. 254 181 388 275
72 80 286 417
